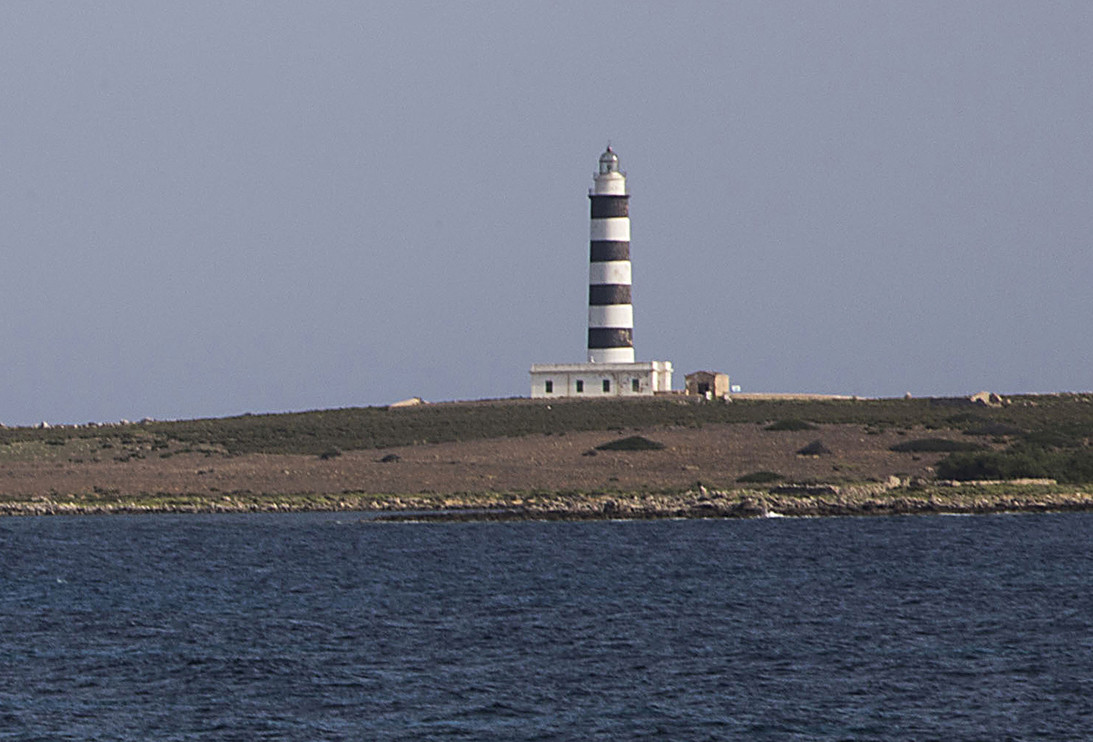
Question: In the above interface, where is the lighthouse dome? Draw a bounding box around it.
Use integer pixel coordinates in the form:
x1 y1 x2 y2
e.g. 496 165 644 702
598 147 619 174
591 146 626 196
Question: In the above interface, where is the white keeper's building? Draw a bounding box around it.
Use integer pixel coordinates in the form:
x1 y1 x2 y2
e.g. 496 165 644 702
530 147 673 399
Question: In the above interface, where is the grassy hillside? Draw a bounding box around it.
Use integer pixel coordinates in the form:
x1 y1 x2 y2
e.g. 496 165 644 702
2 393 1091 464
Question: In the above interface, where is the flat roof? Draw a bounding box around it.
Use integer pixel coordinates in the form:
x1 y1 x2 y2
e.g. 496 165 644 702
530 361 672 373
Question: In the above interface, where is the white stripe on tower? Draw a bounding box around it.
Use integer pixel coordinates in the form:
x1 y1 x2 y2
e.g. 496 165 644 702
589 261 631 286
589 218 630 242
587 146 634 363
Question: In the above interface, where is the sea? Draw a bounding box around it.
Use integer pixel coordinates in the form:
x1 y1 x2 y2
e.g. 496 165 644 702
1 511 1090 741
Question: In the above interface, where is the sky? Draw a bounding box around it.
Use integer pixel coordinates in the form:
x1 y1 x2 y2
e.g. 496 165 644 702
1 2 1090 426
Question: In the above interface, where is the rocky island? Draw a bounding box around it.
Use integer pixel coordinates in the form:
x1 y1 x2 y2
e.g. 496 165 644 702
1 393 1090 520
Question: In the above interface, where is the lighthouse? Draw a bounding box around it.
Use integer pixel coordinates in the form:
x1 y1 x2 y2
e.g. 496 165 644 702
529 146 673 398
588 147 635 363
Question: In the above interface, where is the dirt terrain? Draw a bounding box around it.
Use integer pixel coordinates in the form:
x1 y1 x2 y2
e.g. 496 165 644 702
0 423 953 501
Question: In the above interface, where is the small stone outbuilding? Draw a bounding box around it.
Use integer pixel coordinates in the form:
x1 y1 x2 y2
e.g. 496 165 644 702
685 371 730 399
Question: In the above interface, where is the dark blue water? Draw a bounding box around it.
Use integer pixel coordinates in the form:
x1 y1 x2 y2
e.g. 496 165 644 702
1 512 1091 740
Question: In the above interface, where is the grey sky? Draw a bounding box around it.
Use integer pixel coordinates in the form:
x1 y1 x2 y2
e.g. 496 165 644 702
2 2 1090 425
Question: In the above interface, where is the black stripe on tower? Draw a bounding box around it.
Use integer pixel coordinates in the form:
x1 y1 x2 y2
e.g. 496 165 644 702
588 328 634 348
589 195 629 219
590 241 630 262
589 285 632 305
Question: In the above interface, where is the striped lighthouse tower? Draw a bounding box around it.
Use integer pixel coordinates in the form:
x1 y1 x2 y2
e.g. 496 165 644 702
588 146 635 363
528 145 673 398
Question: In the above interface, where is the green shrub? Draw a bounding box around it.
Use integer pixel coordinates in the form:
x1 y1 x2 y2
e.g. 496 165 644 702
1022 428 1088 449
764 419 817 431
319 448 341 460
890 438 984 453
595 435 665 451
936 450 1046 481
736 470 783 484
936 447 1093 483
961 422 1025 437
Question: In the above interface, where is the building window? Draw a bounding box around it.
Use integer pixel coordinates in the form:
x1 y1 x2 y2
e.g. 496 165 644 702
632 378 640 392
544 380 553 394
603 379 611 393
575 380 584 393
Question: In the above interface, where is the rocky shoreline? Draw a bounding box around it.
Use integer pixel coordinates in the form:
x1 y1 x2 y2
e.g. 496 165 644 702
377 486 1093 522
2 483 1091 521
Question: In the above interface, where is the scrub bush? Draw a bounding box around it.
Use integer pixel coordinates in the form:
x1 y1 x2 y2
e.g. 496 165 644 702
797 440 832 456
595 436 665 451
